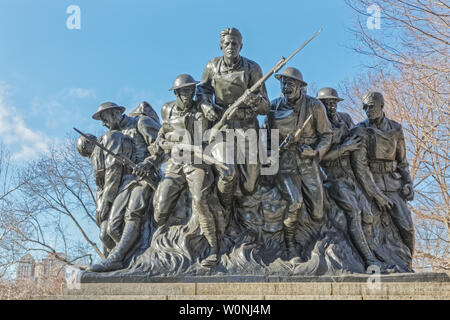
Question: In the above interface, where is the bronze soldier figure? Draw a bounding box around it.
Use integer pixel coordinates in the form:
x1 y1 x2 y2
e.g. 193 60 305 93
152 74 220 268
77 133 120 257
318 87 384 268
267 68 332 259
88 102 161 272
351 92 415 269
196 27 270 210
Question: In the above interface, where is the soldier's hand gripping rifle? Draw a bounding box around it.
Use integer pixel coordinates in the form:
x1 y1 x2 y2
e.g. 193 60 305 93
210 28 322 134
266 115 313 166
279 115 313 150
74 128 160 191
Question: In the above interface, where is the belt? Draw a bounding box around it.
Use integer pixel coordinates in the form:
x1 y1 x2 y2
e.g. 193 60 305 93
322 157 350 168
369 160 397 173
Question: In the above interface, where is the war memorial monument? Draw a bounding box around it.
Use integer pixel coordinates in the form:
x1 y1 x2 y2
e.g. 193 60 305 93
63 27 449 300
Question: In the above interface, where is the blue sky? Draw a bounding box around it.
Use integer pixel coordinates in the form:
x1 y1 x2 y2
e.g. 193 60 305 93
0 0 371 161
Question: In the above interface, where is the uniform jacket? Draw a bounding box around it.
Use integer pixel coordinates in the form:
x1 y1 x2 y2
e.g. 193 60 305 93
269 95 333 160
351 115 413 195
197 55 270 120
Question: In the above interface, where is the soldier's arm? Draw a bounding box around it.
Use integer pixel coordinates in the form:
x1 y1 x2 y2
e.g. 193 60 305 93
350 128 383 199
313 100 333 160
396 126 413 183
263 103 275 154
138 115 168 169
248 63 270 115
322 115 357 162
101 133 126 205
395 125 414 200
196 60 216 105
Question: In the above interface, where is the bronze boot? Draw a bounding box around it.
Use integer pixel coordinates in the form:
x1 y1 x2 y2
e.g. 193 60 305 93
89 220 140 272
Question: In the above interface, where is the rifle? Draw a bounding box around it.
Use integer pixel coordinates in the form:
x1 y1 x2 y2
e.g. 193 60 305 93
211 28 322 133
74 128 160 191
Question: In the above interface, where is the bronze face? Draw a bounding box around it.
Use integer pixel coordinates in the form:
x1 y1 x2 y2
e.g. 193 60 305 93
174 86 196 110
100 109 123 130
321 98 339 119
363 99 383 121
220 35 242 63
281 76 303 102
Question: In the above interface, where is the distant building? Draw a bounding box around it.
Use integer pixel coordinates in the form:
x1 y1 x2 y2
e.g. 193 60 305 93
16 254 35 281
16 253 66 282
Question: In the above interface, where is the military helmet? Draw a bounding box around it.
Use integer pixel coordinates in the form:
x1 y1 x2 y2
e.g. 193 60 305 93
92 102 125 120
317 87 344 101
362 92 384 106
169 74 199 91
275 67 307 86
77 133 97 157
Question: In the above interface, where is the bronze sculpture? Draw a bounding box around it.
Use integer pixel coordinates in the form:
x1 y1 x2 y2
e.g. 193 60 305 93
318 87 385 269
266 68 332 259
77 132 117 257
74 29 417 278
197 27 270 211
351 92 415 270
151 74 220 268
85 102 161 272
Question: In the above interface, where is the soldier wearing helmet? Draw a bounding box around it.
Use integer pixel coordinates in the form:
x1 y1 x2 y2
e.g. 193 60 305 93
266 67 332 259
87 101 162 272
351 92 415 271
77 131 132 259
151 74 220 268
318 87 385 269
196 27 270 212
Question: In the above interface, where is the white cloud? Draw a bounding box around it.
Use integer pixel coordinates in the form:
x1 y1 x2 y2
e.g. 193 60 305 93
30 87 97 130
66 88 96 99
0 84 53 161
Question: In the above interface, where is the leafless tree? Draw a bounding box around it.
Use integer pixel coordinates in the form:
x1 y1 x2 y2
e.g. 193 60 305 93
0 145 30 279
5 136 103 279
343 0 449 271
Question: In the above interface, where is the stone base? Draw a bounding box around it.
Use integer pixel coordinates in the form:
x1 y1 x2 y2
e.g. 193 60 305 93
34 272 450 300
78 271 450 283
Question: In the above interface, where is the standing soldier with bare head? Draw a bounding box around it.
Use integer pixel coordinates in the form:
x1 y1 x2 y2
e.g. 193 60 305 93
197 27 270 211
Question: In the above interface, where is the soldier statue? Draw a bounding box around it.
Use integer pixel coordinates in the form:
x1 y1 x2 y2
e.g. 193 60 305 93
151 74 220 268
87 102 161 272
317 87 384 269
196 27 270 211
266 67 332 259
351 92 415 269
77 132 120 258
